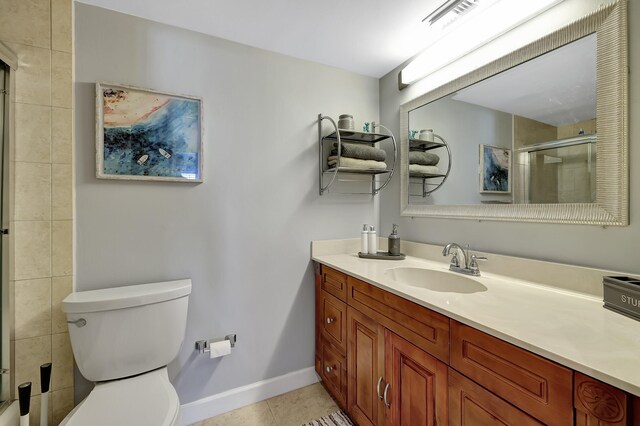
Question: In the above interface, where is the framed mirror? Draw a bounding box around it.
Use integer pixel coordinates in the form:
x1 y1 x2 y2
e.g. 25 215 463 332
399 0 628 225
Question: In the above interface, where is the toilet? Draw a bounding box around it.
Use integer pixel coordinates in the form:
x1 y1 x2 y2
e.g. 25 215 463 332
59 279 192 425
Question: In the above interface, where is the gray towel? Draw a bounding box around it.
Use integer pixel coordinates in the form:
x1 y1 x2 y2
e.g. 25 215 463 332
332 142 386 162
409 151 440 166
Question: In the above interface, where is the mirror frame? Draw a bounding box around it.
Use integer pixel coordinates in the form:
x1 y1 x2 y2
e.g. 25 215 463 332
400 0 628 226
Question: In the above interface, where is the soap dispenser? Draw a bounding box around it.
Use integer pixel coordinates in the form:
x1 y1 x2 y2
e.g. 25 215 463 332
388 224 400 256
368 225 377 254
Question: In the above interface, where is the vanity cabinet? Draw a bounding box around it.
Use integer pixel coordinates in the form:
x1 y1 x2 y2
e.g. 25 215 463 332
448 369 543 425
315 265 348 408
347 306 384 426
451 321 573 425
315 265 639 425
347 306 448 426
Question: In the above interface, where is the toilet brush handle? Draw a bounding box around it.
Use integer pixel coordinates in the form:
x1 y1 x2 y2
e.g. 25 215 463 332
18 382 31 426
40 363 51 393
40 363 52 426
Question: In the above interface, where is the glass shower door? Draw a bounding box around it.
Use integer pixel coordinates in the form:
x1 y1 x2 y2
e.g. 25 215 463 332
0 61 8 406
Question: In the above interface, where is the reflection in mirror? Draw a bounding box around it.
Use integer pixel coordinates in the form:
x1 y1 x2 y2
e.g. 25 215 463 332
400 0 627 225
407 34 596 206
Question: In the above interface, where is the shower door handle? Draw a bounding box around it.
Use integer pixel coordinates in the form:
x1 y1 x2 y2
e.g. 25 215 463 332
0 229 8 235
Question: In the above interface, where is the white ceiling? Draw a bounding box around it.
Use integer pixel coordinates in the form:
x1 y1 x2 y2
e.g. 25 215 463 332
75 0 446 78
452 34 596 127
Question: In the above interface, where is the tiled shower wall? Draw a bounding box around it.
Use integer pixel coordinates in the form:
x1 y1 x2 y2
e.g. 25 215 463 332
0 0 74 424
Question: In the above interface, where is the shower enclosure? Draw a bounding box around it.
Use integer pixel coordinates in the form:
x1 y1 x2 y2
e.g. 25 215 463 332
0 60 9 410
515 135 597 204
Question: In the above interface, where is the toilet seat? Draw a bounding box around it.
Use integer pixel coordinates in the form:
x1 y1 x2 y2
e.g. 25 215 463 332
60 367 180 426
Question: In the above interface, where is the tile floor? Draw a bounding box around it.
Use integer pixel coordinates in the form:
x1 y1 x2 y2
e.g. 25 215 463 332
191 383 340 426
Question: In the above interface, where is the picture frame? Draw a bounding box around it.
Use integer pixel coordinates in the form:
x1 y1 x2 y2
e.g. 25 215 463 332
96 82 203 182
479 144 511 194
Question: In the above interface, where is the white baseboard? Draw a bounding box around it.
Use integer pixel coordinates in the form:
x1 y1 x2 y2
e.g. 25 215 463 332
180 367 319 425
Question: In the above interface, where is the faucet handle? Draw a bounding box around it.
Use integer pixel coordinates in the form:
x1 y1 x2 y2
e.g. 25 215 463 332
469 254 487 275
449 252 460 268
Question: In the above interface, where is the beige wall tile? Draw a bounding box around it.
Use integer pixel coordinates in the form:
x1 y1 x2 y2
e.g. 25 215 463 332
14 221 51 280
51 107 72 164
14 335 51 397
15 103 51 163
26 394 53 426
8 43 51 106
52 221 72 277
14 162 51 221
52 387 74 425
14 278 51 340
52 333 73 391
51 0 72 53
51 51 72 108
0 0 50 49
52 276 72 334
52 164 72 220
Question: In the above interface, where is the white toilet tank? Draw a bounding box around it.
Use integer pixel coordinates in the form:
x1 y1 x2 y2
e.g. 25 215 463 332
63 279 191 382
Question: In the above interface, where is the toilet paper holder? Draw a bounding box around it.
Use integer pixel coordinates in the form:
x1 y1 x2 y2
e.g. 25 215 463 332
195 334 237 354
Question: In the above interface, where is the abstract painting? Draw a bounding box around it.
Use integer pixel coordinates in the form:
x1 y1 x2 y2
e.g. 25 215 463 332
96 82 203 182
479 144 510 193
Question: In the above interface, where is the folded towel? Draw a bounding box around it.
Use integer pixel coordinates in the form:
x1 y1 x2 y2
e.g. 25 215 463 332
409 151 440 166
409 164 440 176
332 142 386 162
328 156 387 171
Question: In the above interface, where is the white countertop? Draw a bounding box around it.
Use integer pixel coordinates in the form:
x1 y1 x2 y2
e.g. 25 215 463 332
312 241 640 397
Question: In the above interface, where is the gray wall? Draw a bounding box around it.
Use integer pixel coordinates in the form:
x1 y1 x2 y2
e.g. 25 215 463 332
380 0 640 275
409 96 513 204
74 4 379 404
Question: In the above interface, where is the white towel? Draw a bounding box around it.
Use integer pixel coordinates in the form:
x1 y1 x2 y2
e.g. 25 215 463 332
328 156 387 171
409 164 440 176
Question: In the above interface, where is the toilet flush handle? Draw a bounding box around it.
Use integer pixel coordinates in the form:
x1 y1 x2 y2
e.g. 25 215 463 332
67 318 86 327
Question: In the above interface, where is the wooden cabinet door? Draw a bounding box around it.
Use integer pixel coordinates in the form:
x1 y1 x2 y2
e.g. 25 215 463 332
449 369 543 426
574 372 633 426
347 306 385 426
384 330 448 426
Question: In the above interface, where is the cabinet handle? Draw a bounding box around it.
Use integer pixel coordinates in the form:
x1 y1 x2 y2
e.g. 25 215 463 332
383 383 391 408
376 377 384 400
325 366 333 373
326 317 335 324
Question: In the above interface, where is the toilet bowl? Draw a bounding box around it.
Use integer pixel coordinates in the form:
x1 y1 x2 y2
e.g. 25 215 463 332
59 367 180 426
60 279 191 425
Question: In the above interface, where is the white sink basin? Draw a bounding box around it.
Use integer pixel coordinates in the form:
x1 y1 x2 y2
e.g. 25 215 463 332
385 267 487 294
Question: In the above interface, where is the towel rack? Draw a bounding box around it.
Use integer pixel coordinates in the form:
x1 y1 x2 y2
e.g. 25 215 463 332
318 114 397 196
408 133 452 197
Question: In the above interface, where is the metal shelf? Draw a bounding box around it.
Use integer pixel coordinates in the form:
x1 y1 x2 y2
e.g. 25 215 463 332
318 113 397 196
409 139 447 151
410 173 447 179
324 167 392 175
408 133 451 198
324 131 390 144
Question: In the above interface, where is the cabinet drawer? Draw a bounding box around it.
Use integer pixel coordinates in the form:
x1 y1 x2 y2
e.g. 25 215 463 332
449 369 543 426
321 339 347 407
451 321 573 426
347 276 450 363
320 290 347 354
321 266 347 301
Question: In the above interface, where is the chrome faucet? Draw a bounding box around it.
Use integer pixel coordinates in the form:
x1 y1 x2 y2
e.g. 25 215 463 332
442 243 487 276
442 243 467 269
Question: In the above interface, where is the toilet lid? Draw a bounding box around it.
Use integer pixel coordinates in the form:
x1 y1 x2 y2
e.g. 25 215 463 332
60 368 180 426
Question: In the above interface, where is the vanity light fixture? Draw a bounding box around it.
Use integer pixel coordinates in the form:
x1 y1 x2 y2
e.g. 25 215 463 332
400 0 563 88
422 0 483 29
